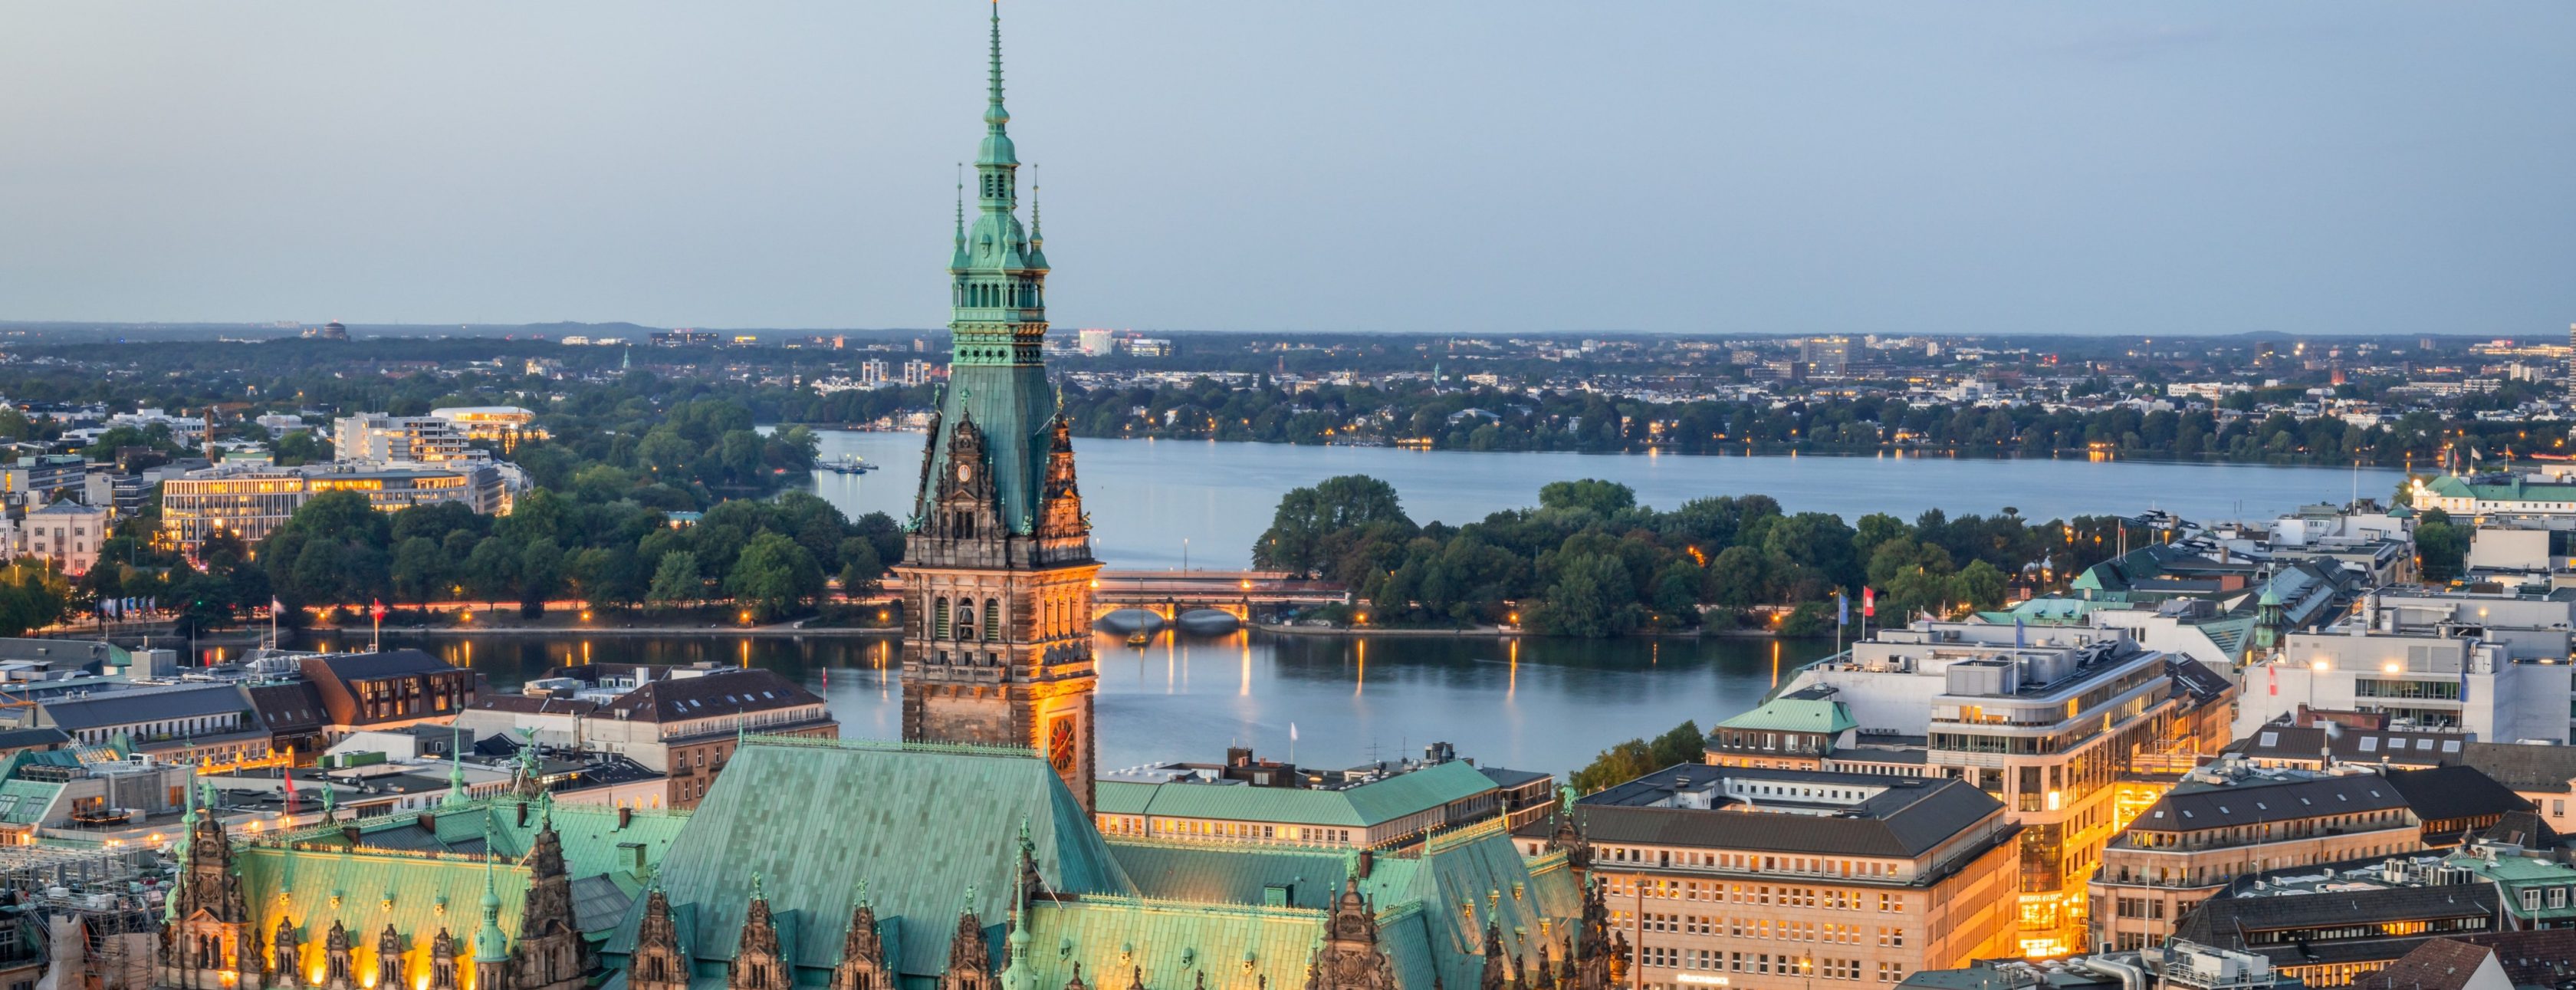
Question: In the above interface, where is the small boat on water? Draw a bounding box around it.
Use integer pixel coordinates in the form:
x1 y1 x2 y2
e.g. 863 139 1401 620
817 455 875 475
1125 630 1152 647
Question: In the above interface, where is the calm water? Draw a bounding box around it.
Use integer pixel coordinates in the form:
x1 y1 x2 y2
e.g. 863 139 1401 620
306 440 2395 777
328 631 1832 778
805 431 2405 570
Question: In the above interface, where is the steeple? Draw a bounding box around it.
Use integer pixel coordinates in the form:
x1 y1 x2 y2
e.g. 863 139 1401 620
475 854 508 963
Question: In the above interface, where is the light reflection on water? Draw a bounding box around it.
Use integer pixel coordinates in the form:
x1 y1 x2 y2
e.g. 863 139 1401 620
335 630 1835 777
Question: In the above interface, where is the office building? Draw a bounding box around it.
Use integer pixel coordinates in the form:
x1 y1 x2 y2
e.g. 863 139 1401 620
427 405 545 449
2236 590 2576 742
1774 620 2235 955
334 412 488 465
159 459 506 551
296 650 478 742
2088 761 2423 951
1519 764 2023 987
2 454 88 506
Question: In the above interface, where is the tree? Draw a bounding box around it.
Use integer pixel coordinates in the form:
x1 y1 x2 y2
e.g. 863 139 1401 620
1569 720 1703 793
1538 479 1636 518
726 532 823 620
837 541 884 598
647 551 704 611
390 537 448 608
1251 475 1414 577
2413 508 2467 584
1527 552 1637 638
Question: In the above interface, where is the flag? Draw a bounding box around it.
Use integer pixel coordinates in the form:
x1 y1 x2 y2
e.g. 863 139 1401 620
1862 587 1875 618
1836 593 1848 628
272 597 284 613
1290 723 1299 742
370 599 386 621
2014 617 2026 650
2267 663 2277 697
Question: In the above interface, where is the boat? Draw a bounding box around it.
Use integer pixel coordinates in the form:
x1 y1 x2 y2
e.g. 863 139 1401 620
1125 630 1152 647
816 455 874 475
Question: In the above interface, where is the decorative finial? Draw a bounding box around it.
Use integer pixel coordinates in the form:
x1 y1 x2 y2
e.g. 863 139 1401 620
856 877 871 908
1030 166 1042 243
985 1 1009 130
753 873 766 902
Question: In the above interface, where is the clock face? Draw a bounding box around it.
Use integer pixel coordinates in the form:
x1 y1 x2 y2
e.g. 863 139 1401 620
1046 717 1077 774
958 464 973 482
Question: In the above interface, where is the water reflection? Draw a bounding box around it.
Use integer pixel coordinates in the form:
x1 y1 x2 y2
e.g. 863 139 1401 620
353 630 1833 776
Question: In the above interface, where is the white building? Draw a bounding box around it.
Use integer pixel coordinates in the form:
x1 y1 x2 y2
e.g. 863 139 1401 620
334 413 486 465
20 499 110 575
2237 589 2575 742
1077 327 1115 357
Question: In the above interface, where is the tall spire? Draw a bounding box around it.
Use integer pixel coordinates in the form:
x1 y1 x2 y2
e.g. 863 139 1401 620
475 844 508 962
986 2 1008 130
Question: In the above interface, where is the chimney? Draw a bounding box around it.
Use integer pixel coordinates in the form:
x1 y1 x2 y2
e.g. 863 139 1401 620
617 806 632 830
1357 850 1374 880
517 802 530 827
341 824 362 845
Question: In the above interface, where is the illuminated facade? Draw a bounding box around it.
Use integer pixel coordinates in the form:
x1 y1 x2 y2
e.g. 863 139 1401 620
429 406 547 451
1773 620 2238 956
893 6 1102 811
159 461 504 551
1521 765 2022 989
2087 766 2423 952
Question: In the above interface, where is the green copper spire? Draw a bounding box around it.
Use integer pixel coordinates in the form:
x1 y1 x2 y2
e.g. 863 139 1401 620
475 844 509 962
916 0 1070 539
443 725 470 807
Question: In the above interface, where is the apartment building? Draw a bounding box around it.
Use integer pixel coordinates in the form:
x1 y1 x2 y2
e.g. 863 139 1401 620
2088 763 2423 952
297 650 478 741
334 412 487 465
18 498 110 575
1773 620 2236 956
1518 765 2022 989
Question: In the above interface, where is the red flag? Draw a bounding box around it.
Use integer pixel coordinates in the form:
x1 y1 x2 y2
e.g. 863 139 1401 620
1862 587 1875 618
370 599 387 621
2267 663 2278 697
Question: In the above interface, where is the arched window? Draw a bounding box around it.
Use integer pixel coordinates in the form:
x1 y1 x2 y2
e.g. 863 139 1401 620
984 600 1001 641
934 597 951 639
958 600 979 640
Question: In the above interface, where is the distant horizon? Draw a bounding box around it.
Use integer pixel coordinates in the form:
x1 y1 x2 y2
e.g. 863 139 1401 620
2 4 2568 336
0 321 2555 347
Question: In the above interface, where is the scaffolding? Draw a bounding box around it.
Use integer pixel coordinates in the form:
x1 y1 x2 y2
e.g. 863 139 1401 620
4 845 158 990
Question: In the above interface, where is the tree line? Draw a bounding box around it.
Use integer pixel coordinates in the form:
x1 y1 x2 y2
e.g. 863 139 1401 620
1253 475 2134 637
1052 377 2543 469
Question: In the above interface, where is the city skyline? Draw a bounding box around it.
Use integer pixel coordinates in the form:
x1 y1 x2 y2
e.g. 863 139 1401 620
2 3 2570 337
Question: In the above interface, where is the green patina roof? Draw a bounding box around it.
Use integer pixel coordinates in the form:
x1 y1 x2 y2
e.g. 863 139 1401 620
1009 897 1330 990
1106 839 1418 911
241 844 528 982
607 736 1135 979
2423 475 2576 502
1097 762 1496 830
0 779 61 825
1384 821 1578 990
1716 697 1857 736
282 798 688 889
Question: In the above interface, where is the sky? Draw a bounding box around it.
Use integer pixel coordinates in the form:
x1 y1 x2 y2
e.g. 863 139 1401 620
1 3 2570 337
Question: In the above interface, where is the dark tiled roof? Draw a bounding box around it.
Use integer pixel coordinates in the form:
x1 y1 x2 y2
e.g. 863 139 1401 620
600 669 823 724
245 682 327 733
2385 765 2532 823
1523 765 2007 860
2174 884 2496 946
1478 766 1551 788
299 649 460 682
2447 930 2576 989
2226 725 2466 767
2460 742 2576 794
2167 658 2236 703
39 683 247 730
0 726 68 750
2467 809 2560 850
2355 938 2497 990
2135 774 2410 833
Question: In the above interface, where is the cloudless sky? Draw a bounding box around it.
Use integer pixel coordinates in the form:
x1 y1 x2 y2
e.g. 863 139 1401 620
2 3 2569 336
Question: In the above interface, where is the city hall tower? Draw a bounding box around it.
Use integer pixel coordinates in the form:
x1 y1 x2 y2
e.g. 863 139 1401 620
894 6 1101 811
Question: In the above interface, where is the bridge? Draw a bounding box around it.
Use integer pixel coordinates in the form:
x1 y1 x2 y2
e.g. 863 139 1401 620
1087 570 1349 623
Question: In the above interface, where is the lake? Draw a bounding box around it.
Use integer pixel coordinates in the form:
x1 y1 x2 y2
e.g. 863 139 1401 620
340 630 1837 778
804 431 2406 571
